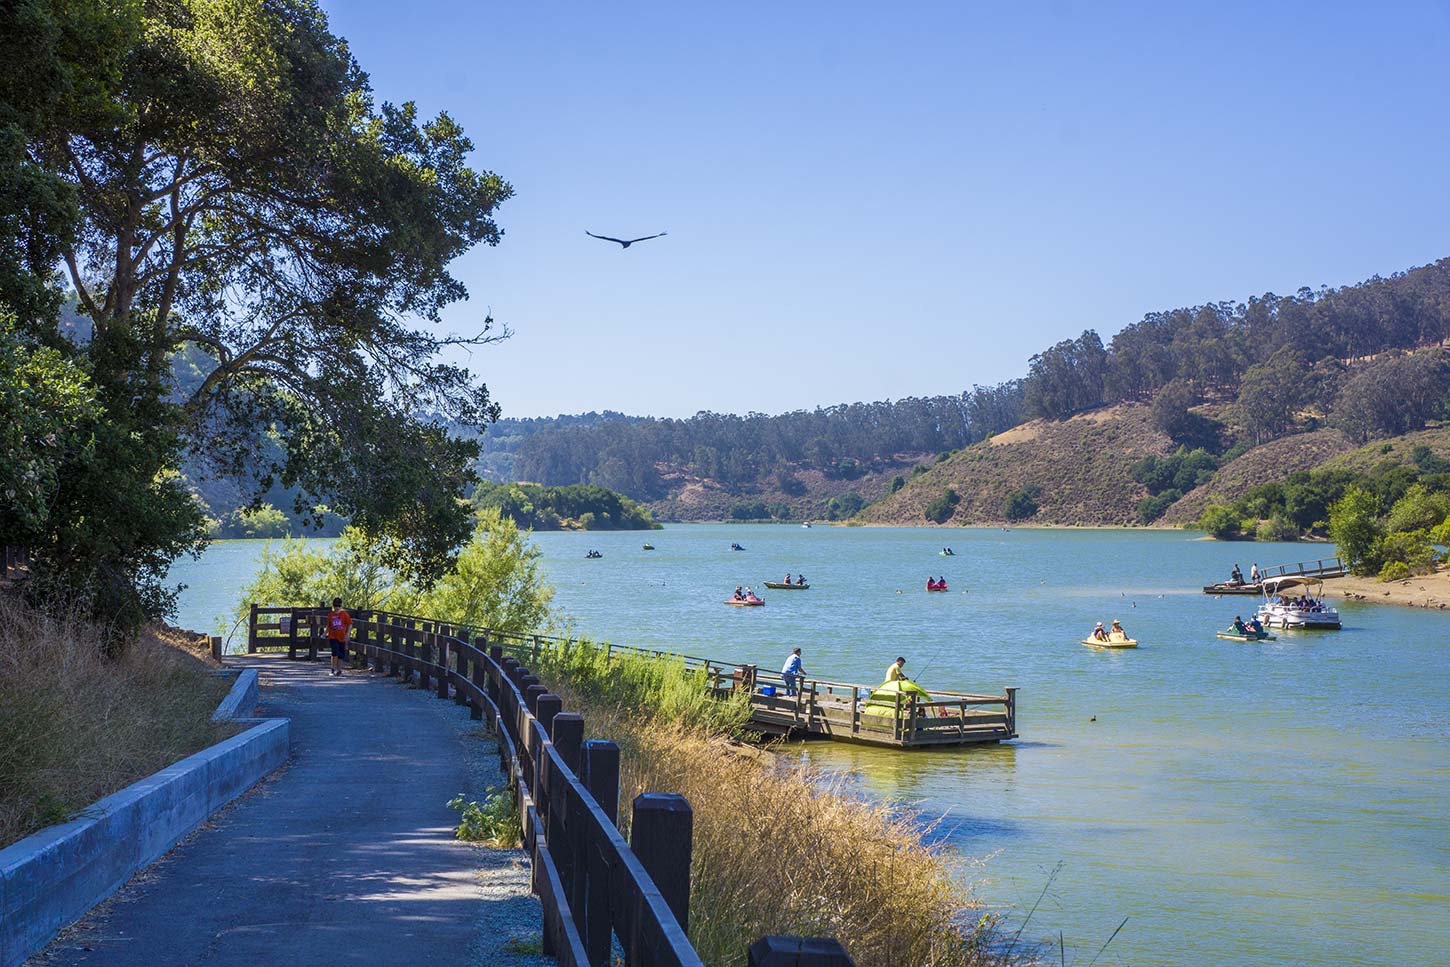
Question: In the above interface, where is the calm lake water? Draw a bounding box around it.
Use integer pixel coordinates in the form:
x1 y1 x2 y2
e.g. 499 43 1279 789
171 525 1449 967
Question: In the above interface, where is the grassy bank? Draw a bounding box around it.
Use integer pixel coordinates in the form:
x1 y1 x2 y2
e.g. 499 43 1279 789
514 637 1020 967
0 598 236 848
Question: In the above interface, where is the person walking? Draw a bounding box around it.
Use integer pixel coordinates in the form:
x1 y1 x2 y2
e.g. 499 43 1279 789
326 597 352 676
781 647 805 696
1250 562 1260 583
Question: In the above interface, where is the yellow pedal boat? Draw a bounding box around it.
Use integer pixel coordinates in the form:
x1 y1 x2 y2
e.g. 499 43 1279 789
1082 634 1138 649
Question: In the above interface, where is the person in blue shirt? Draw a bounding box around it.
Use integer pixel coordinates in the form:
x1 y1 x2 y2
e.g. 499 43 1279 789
781 647 805 696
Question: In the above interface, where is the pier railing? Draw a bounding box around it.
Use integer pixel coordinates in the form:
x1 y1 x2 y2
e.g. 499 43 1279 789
246 605 856 967
1260 557 1346 581
246 606 1018 748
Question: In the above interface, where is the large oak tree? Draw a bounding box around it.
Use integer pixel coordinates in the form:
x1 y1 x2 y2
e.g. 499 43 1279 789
3 0 511 625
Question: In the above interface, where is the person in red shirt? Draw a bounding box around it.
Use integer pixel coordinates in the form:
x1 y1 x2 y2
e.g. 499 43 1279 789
326 597 352 676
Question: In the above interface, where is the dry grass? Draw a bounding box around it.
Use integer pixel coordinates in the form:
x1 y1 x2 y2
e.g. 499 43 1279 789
525 646 1024 967
0 597 236 848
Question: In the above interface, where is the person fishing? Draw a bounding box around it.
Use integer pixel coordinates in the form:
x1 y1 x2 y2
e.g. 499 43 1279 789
885 656 908 683
781 647 804 696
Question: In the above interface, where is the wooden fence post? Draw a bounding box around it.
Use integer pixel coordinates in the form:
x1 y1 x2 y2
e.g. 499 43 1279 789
247 604 259 654
631 793 693 940
436 638 451 700
582 740 620 824
581 739 620 967
418 627 433 692
552 713 584 773
1005 687 1018 736
536 694 563 737
469 654 486 721
525 683 548 715
286 607 299 659
453 637 470 706
748 937 856 966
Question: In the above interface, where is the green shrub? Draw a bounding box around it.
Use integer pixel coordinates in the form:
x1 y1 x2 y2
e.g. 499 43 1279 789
1196 504 1245 540
1378 560 1411 582
448 787 521 847
923 488 960 524
1328 487 1384 574
1137 491 1181 524
1255 515 1299 542
729 501 770 520
1002 485 1040 521
888 475 905 494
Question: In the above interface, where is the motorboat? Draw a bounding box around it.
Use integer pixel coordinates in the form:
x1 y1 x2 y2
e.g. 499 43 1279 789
1255 577 1340 630
730 542 745 551
801 522 812 529
764 581 809 590
642 543 655 551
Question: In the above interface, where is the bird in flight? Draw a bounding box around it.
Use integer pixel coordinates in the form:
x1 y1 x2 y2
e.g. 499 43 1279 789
585 230 668 249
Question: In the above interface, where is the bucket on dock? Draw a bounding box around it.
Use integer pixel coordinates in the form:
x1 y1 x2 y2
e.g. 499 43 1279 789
760 685 776 697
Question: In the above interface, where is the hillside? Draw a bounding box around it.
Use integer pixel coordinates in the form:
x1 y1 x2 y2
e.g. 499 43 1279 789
859 405 1175 526
1319 425 1450 472
1159 429 1357 525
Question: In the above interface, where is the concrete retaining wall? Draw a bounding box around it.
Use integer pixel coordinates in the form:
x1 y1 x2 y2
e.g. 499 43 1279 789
0 668 288 967
210 668 259 722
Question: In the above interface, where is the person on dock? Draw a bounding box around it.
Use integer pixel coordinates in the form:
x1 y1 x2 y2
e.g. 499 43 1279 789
886 656 908 682
781 647 805 696
1250 562 1260 583
1231 564 1244 585
326 597 352 676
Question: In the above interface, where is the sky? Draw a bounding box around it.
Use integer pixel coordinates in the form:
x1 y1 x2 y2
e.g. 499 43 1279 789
322 1 1450 420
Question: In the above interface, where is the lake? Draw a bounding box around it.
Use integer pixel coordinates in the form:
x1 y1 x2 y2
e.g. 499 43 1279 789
171 525 1449 967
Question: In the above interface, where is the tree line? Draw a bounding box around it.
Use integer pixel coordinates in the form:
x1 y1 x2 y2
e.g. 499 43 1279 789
1022 261 1450 442
511 385 1026 499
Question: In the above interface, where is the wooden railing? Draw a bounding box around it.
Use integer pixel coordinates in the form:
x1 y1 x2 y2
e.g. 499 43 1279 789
246 609 1018 747
246 606 856 967
1260 557 1346 581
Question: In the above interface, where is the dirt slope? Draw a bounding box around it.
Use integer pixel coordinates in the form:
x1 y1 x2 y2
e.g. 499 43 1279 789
859 404 1175 526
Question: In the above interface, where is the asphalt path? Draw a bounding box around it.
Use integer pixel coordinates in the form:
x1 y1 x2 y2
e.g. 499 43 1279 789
32 656 550 967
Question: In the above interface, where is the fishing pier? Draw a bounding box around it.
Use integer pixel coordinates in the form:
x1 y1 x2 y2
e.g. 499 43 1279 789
1202 556 1346 595
247 607 1019 750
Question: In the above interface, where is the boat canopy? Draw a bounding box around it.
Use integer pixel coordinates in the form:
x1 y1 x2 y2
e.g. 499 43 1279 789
1262 576 1321 593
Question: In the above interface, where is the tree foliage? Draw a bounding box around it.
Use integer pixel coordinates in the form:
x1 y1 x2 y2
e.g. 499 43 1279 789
3 0 510 626
473 482 657 531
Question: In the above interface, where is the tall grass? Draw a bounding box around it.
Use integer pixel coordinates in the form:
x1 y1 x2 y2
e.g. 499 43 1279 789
0 597 235 847
511 636 1021 967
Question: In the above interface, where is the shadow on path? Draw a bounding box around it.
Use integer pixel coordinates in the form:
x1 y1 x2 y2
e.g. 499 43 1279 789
33 657 548 967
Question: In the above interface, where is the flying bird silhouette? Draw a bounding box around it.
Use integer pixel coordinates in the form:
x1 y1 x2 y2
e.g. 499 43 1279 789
586 230 668 249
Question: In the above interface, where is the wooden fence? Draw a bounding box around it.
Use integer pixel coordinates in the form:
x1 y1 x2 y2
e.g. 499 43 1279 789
247 605 854 967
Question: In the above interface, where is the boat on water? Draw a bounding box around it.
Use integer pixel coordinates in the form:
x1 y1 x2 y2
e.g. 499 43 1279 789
585 551 603 559
1202 580 1262 596
1255 577 1341 629
764 581 809 590
1216 629 1277 641
730 542 745 551
1082 634 1138 649
642 543 655 551
801 522 812 529
725 596 765 607
939 548 955 557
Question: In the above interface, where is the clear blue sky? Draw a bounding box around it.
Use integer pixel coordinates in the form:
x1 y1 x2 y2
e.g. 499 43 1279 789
323 0 1450 419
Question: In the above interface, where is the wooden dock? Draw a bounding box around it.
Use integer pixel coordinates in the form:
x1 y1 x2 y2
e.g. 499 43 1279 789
246 607 1019 750
1203 556 1345 595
